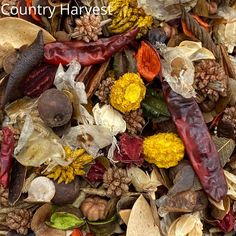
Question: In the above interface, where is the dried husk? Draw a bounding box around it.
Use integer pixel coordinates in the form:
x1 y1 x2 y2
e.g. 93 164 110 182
0 17 55 49
224 170 236 200
127 166 162 193
126 195 160 236
93 104 126 135
167 212 203 236
25 177 56 202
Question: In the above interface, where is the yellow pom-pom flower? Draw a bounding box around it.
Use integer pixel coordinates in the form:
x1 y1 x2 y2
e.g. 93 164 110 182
143 133 185 168
110 73 146 113
46 146 93 184
108 0 153 37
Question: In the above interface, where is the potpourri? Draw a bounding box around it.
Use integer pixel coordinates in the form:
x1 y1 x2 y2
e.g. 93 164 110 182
0 0 236 236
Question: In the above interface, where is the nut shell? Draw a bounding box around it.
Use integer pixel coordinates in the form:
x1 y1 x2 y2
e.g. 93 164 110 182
38 88 73 127
80 197 108 221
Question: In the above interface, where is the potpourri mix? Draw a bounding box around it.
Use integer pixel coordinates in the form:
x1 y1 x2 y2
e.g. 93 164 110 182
0 0 236 235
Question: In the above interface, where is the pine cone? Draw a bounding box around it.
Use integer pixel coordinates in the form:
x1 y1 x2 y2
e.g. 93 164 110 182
0 185 8 207
103 167 131 197
0 0 17 17
124 109 145 134
194 60 227 104
223 106 236 134
71 13 102 43
95 77 114 104
6 209 32 235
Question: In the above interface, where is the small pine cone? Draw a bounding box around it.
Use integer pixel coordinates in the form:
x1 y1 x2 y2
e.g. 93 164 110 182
194 60 228 103
0 185 9 207
0 0 17 16
95 77 114 104
71 13 102 43
124 109 145 134
6 208 32 235
223 106 236 134
103 167 131 197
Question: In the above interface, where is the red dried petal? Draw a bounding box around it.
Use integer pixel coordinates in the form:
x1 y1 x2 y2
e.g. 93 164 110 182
216 211 235 233
22 63 57 98
0 127 15 188
115 133 144 166
86 160 106 182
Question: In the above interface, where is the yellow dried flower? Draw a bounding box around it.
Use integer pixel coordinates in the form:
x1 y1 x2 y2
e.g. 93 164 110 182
110 73 146 113
143 133 185 168
108 0 153 37
46 146 93 184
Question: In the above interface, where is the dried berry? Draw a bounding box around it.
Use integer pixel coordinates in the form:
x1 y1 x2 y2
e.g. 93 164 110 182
37 88 73 127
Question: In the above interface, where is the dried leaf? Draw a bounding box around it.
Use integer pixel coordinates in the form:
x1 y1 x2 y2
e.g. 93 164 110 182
212 136 235 167
224 170 236 200
25 177 56 202
168 212 203 236
119 209 131 225
211 196 231 220
0 17 55 49
157 191 208 215
127 195 160 236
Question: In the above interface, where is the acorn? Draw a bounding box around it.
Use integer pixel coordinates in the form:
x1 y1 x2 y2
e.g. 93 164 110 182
37 88 73 127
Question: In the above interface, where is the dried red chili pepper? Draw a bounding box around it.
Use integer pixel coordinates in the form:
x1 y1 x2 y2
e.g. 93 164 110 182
0 127 15 188
22 63 58 98
216 211 235 233
44 29 139 66
161 81 227 202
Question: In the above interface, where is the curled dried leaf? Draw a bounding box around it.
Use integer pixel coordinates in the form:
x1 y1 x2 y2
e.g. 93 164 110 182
211 196 231 220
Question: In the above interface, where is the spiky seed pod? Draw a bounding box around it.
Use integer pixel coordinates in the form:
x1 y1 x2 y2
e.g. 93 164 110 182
5 208 32 235
95 77 115 104
124 109 145 134
0 185 8 207
71 13 102 43
103 167 131 197
194 59 228 104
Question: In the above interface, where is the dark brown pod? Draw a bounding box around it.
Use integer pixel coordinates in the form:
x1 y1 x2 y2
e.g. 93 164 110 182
38 88 73 127
1 30 44 108
52 178 80 205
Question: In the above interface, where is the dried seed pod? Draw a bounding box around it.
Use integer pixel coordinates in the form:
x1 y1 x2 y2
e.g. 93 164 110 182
37 88 73 127
80 197 109 221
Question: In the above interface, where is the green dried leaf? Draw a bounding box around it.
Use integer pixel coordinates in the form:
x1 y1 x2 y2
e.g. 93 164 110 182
212 136 235 167
48 212 85 230
142 89 170 121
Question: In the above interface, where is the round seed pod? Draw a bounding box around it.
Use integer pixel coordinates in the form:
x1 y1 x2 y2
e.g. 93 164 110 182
38 88 73 127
